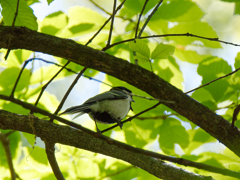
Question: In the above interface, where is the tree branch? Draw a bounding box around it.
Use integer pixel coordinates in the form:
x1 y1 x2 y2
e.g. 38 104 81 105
0 110 215 180
45 141 65 180
0 131 16 180
0 26 240 157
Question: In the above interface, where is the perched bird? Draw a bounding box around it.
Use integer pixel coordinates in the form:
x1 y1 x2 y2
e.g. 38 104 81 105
59 86 134 133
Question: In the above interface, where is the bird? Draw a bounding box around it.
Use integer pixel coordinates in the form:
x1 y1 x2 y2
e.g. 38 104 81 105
59 86 134 133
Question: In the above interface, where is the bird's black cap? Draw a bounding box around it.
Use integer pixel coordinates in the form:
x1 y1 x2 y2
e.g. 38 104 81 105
111 86 132 93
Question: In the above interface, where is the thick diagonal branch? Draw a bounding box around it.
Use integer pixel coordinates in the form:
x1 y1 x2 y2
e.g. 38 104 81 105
0 26 240 157
0 110 214 180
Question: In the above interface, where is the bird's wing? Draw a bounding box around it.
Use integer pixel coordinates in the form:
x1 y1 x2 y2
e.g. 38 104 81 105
84 89 128 104
59 90 129 116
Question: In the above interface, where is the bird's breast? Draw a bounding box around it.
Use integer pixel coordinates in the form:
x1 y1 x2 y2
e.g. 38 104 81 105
100 99 130 119
88 97 131 123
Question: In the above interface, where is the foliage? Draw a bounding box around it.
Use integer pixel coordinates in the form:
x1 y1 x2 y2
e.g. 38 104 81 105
0 0 240 179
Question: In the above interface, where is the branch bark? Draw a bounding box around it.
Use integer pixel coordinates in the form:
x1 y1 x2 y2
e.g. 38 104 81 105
0 26 240 158
0 110 213 180
45 141 65 180
0 131 16 180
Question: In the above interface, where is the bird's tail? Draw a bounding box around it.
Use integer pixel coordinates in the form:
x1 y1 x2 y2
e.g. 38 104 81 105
59 104 91 119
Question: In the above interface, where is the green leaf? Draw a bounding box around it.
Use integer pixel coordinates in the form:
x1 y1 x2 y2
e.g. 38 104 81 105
129 39 150 62
202 158 225 169
191 88 217 109
234 52 240 69
152 0 204 22
236 2 240 14
174 49 210 64
3 101 29 115
124 119 159 148
1 0 38 30
151 43 175 59
40 11 68 35
159 118 189 154
228 52 240 90
193 128 215 143
169 22 221 48
119 0 160 18
64 6 108 37
0 131 21 167
26 0 40 6
153 56 183 89
47 0 54 5
148 19 169 35
0 67 30 95
0 50 32 67
198 57 232 102
26 146 48 166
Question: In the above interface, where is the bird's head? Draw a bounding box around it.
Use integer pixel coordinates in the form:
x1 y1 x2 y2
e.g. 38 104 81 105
110 86 135 102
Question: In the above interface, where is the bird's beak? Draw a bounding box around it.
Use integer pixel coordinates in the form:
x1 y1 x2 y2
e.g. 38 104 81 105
132 99 135 102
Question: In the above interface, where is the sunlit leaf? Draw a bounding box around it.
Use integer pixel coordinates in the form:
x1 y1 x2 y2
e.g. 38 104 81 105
151 43 175 59
174 48 210 64
40 11 68 36
129 39 150 62
0 67 30 95
169 22 221 48
47 0 54 5
1 0 38 30
152 0 204 22
198 57 232 102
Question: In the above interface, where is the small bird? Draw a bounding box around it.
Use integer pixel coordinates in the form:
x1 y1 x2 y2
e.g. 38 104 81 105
59 86 134 133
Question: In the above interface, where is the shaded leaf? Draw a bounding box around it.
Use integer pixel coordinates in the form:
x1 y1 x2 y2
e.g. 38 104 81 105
159 118 189 154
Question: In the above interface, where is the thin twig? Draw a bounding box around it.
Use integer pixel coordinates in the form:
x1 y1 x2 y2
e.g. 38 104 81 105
10 60 30 98
33 61 70 109
23 58 112 87
135 0 149 38
131 93 175 103
89 0 132 22
45 141 65 180
135 113 179 120
133 0 149 65
0 132 17 180
103 32 240 51
101 102 162 133
185 67 240 94
106 0 117 48
90 0 111 15
86 0 127 46
5 0 20 60
138 0 163 37
51 67 87 120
